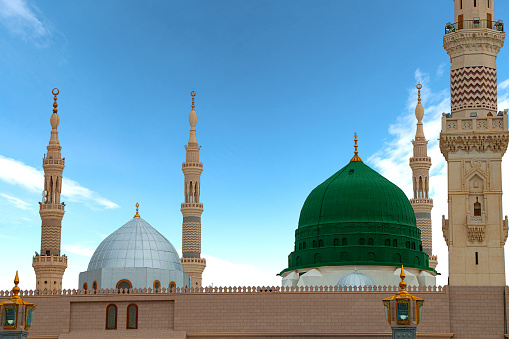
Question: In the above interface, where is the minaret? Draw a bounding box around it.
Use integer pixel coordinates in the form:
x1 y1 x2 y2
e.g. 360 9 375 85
32 88 68 290
441 0 509 286
181 90 206 288
409 84 437 270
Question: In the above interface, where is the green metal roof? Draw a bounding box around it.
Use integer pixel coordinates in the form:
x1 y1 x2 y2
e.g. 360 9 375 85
282 161 435 275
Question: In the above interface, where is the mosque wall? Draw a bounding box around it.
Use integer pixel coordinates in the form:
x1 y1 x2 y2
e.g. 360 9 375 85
9 285 506 339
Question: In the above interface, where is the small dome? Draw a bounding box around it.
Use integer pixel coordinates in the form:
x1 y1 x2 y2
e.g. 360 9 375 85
336 269 376 288
87 217 182 272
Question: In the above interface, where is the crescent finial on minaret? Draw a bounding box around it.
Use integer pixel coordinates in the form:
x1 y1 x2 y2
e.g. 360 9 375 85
415 84 424 124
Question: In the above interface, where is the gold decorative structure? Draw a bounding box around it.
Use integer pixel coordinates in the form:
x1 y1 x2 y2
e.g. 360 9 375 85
52 88 59 113
134 203 140 218
382 266 424 326
416 84 422 104
350 133 363 162
0 271 36 331
191 90 196 110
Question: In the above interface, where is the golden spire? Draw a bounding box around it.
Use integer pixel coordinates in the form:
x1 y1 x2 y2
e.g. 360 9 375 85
52 88 59 113
416 84 422 104
191 90 196 110
13 271 20 297
134 202 140 218
350 133 363 162
0 271 35 306
399 265 407 292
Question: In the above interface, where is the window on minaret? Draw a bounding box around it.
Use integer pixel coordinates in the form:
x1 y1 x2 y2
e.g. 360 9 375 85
474 197 481 216
474 0 476 7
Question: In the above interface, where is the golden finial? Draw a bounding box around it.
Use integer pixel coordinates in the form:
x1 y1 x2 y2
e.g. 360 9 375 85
416 84 422 104
134 202 140 218
350 133 363 162
191 90 196 110
399 265 407 292
12 271 20 297
52 88 59 113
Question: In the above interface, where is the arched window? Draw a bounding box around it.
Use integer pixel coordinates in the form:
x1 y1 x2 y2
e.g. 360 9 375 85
359 238 365 245
340 251 348 261
342 238 347 246
116 279 132 291
368 238 374 245
314 253 322 263
334 238 339 246
385 239 391 246
313 240 317 248
153 280 161 293
406 241 410 249
474 0 477 7
393 253 402 263
303 242 306 249
318 239 324 247
299 243 302 250
368 252 375 261
92 281 97 290
106 304 117 330
83 282 88 290
412 243 416 250
126 304 138 329
474 197 481 216
296 256 302 266
415 256 421 265
169 281 176 292
393 239 397 247
419 244 423 251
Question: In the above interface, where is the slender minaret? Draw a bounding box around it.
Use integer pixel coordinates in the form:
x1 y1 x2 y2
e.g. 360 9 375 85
409 84 437 270
441 0 509 286
181 90 206 288
32 88 68 290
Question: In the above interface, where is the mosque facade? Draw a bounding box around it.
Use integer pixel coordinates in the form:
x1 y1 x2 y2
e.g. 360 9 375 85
2 0 509 338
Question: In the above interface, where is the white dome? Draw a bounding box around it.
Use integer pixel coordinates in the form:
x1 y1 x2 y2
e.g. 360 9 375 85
87 217 182 272
336 269 376 288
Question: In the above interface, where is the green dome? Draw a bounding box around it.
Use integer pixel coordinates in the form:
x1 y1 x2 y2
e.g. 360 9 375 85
282 160 434 275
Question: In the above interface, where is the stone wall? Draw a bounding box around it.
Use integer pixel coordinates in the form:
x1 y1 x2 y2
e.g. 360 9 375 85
2 285 503 339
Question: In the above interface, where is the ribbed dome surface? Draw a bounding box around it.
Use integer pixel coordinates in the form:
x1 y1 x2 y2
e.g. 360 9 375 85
299 161 415 228
87 217 182 271
336 269 376 288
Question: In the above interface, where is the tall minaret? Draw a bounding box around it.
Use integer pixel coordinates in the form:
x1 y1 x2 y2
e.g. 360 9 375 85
181 90 206 288
409 84 437 270
441 0 509 286
32 88 68 290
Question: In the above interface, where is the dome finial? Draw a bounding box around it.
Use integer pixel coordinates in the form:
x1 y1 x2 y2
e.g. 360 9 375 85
134 202 140 218
416 84 422 104
52 88 59 113
191 90 196 111
350 133 362 162
399 265 407 292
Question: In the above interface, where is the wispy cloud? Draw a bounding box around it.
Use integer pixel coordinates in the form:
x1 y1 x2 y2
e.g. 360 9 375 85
0 155 119 209
62 244 95 257
0 0 49 43
369 67 509 286
0 193 30 210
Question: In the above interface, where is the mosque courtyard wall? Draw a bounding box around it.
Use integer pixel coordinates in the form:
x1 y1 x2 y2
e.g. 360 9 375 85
4 285 506 339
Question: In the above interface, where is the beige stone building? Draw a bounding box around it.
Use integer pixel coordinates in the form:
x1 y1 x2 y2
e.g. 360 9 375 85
2 0 509 338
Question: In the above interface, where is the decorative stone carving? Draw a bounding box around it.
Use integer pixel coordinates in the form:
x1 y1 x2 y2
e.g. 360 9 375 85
443 30 506 61
440 134 509 159
447 121 458 130
467 225 485 243
477 120 488 129
493 119 503 129
463 120 472 129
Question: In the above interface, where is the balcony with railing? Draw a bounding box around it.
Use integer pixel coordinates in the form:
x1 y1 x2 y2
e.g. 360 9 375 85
445 20 504 34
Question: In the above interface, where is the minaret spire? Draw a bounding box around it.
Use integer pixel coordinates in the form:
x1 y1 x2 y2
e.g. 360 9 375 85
409 85 437 269
442 0 509 286
181 90 206 288
32 88 68 290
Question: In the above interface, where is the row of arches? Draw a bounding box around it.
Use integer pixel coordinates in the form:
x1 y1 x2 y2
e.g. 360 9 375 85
295 252 428 267
83 280 177 292
297 238 422 251
106 304 138 330
185 180 200 203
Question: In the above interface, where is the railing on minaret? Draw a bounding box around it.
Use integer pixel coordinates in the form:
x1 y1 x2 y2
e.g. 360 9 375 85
409 84 437 270
32 89 68 291
180 90 206 288
441 0 509 286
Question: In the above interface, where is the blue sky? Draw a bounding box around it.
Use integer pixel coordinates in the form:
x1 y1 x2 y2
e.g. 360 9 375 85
1 0 509 290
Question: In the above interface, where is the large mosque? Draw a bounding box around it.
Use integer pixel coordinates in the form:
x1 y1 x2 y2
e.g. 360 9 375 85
2 0 509 338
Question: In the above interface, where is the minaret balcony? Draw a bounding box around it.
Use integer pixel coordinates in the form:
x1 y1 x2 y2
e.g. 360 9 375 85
409 157 431 163
410 198 433 205
445 20 503 34
32 254 67 265
442 115 506 132
182 162 203 168
40 203 65 211
43 158 65 166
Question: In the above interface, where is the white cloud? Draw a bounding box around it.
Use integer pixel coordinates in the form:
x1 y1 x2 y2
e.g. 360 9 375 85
0 193 30 210
0 0 49 40
62 244 95 257
0 155 119 209
369 70 509 286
